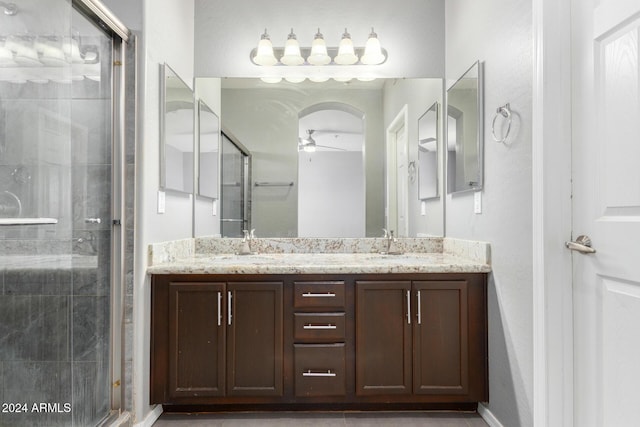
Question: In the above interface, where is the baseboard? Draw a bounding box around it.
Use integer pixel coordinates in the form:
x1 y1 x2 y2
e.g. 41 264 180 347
133 405 163 427
107 411 131 427
478 403 506 427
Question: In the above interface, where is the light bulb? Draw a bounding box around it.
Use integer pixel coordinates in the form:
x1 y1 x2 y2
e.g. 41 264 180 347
334 29 358 65
285 76 306 83
361 28 386 65
260 76 282 83
307 29 331 65
253 29 278 66
280 29 304 66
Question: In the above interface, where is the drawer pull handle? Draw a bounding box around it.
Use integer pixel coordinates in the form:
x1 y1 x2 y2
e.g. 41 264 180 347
302 292 336 298
303 324 337 330
303 370 336 377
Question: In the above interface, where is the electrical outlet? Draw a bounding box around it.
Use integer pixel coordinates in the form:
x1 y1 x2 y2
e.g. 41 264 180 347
157 191 165 214
474 191 482 214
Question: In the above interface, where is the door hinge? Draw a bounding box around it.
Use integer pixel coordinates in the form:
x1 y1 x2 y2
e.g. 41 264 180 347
113 219 121 226
114 60 122 66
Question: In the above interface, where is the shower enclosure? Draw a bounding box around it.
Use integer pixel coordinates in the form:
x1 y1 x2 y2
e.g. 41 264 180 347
0 1 130 426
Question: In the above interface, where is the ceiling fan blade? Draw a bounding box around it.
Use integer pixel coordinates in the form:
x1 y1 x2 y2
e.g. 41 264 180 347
315 144 348 151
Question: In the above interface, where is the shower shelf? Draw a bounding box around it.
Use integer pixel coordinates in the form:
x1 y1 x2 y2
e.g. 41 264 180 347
0 218 58 226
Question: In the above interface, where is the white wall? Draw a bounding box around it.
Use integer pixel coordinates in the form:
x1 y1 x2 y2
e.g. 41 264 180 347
298 151 365 237
133 0 195 423
445 1 533 426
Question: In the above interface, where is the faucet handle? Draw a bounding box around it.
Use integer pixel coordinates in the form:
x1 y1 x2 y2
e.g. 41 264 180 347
250 229 256 239
242 229 250 241
382 228 389 238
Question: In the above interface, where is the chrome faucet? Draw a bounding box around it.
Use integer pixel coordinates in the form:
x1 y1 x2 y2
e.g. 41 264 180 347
381 228 397 254
238 229 256 255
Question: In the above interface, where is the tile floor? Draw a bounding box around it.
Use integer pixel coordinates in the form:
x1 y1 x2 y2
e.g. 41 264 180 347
154 411 489 426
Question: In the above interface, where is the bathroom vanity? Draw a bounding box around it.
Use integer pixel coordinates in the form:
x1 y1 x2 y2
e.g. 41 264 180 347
148 238 490 412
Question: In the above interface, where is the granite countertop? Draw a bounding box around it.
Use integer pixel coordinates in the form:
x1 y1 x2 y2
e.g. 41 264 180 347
147 237 491 275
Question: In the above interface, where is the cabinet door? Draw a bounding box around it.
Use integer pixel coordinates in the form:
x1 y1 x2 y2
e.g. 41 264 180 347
355 281 412 395
168 282 226 398
413 281 468 395
226 282 283 396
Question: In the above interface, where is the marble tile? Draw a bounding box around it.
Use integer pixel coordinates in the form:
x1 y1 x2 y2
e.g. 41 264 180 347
0 295 70 361
72 296 109 362
72 361 110 427
4 269 72 296
2 361 73 427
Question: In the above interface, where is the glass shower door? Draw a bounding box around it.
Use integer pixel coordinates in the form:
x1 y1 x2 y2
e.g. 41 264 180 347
221 132 250 237
0 2 121 426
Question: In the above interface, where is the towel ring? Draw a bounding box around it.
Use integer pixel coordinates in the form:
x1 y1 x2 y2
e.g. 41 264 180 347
491 103 512 143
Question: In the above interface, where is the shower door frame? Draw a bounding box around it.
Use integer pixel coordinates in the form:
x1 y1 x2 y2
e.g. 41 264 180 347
72 0 131 419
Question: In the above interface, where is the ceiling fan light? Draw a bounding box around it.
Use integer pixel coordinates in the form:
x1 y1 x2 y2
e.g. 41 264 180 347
307 29 331 65
334 29 358 65
253 30 278 66
360 28 386 65
280 29 304 66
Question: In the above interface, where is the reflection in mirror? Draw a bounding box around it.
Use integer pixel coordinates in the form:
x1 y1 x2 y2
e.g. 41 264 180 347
220 131 251 237
198 100 220 198
447 61 483 193
298 104 365 237
160 64 194 193
418 102 439 200
213 77 444 238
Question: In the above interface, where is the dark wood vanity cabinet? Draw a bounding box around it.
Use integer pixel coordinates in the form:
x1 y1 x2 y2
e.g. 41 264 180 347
355 278 486 401
151 273 487 409
151 277 283 403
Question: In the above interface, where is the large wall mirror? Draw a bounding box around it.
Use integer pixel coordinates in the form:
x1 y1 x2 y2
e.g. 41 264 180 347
160 63 194 193
197 99 220 199
447 61 483 194
418 102 439 200
199 77 443 238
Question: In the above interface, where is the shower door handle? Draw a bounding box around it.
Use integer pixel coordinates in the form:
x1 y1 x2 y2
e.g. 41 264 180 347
85 218 102 224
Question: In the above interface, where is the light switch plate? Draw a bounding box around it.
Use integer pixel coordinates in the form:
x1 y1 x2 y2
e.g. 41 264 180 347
474 191 482 214
157 191 165 214
212 199 217 216
421 201 427 216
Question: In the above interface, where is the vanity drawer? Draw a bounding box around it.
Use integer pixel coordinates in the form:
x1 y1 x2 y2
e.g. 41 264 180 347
294 343 346 397
294 313 345 342
294 281 345 309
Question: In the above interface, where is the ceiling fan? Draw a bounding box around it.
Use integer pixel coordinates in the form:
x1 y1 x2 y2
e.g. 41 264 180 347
298 129 349 152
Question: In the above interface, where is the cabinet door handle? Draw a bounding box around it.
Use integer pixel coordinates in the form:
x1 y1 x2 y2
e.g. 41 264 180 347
302 292 336 298
217 292 222 326
227 291 232 325
417 290 422 325
302 370 336 377
303 324 337 330
406 290 411 324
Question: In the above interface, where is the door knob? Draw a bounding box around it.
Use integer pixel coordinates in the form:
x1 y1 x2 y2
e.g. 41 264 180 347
565 235 596 254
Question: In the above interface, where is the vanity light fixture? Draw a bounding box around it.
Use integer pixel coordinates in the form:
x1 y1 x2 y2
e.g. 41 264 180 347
250 27 387 70
333 29 359 65
280 29 304 66
306 29 331 65
361 28 385 65
253 29 278 66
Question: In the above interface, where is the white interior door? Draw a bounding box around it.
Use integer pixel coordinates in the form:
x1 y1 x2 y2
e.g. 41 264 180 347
386 106 409 237
395 124 408 236
571 1 640 425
